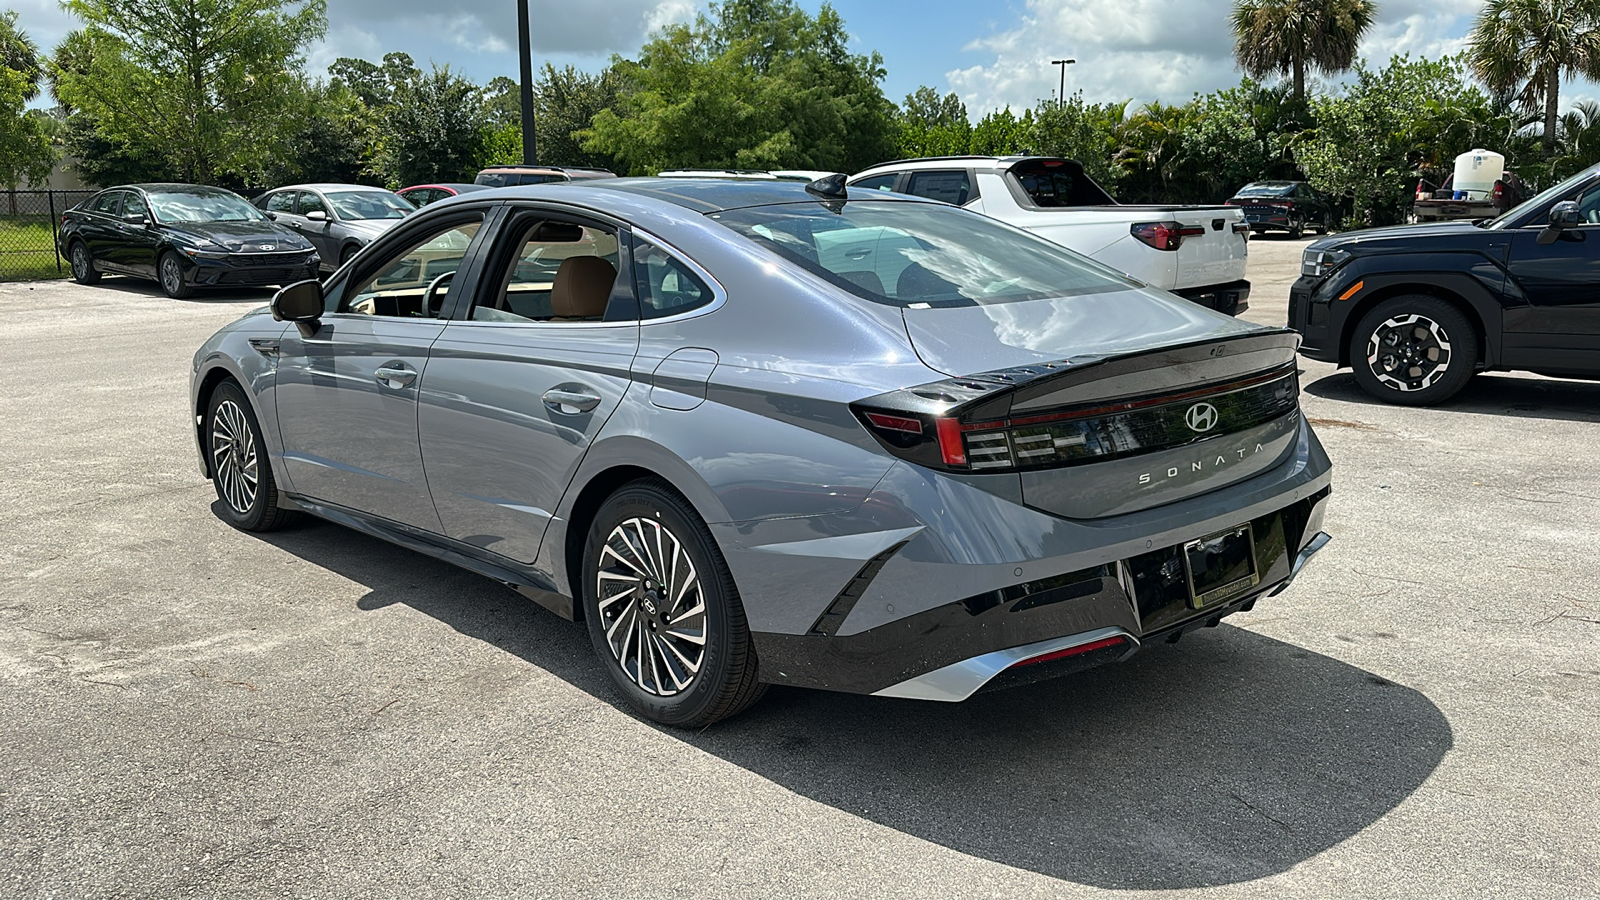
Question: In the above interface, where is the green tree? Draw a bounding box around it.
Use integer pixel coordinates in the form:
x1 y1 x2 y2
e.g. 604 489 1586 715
583 0 896 174
255 79 372 186
0 11 44 101
1468 0 1600 155
895 86 971 157
51 0 327 183
1115 101 1197 201
371 62 487 187
1182 79 1306 201
969 107 1032 155
0 14 55 187
1029 92 1125 191
1230 0 1379 101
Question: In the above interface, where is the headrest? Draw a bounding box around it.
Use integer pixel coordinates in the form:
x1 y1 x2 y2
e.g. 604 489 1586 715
551 256 617 319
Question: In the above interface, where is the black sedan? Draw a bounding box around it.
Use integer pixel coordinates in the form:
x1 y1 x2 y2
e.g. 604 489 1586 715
60 184 320 299
1226 181 1333 238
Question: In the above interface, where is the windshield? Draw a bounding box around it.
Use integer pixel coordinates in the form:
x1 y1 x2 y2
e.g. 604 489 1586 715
326 190 413 221
148 191 265 224
1235 183 1295 197
1487 167 1594 229
712 201 1138 308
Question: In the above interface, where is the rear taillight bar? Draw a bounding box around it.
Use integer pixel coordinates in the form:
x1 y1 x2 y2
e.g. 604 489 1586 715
1011 635 1128 668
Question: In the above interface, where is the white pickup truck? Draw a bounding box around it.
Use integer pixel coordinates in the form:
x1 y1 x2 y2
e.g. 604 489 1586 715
848 156 1252 315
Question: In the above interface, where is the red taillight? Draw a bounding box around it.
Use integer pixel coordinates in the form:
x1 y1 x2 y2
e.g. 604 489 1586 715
1131 221 1182 251
1012 635 1127 668
863 411 922 435
934 416 966 466
1493 180 1504 203
1415 179 1427 201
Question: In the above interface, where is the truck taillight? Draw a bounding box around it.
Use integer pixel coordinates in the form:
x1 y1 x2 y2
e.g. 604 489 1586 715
1493 180 1504 203
1131 221 1183 251
1416 179 1428 201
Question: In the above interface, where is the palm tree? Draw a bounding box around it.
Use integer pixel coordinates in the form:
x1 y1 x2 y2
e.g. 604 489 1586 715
1468 0 1600 155
1230 0 1379 102
0 10 43 101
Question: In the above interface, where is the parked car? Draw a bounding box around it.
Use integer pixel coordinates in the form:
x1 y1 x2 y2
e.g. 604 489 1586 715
1290 162 1600 405
252 184 415 271
1226 181 1333 237
190 176 1332 727
657 169 839 181
397 182 490 208
59 183 319 299
848 156 1253 315
473 165 617 187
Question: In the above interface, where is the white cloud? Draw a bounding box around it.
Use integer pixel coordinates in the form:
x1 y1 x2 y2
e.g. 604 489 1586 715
948 0 1490 114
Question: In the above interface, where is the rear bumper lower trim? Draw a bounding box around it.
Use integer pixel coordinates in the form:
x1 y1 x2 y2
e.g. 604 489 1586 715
872 627 1138 701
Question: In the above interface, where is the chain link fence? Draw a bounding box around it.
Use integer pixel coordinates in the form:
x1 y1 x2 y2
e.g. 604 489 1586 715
0 190 97 281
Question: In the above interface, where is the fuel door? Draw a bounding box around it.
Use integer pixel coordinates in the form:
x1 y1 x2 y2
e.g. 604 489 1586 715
649 348 718 410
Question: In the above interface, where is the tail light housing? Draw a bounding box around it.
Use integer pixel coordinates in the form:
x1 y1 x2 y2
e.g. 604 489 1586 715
1493 179 1504 204
1131 221 1183 251
1416 179 1428 202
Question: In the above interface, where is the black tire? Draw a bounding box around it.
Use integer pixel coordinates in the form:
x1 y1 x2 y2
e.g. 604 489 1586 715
582 479 766 727
340 244 359 266
1316 214 1330 235
69 241 100 285
204 380 300 531
158 251 193 299
1349 295 1479 406
1288 216 1304 239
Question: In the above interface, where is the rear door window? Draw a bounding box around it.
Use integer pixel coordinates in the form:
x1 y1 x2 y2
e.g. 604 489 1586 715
904 170 973 206
853 173 900 193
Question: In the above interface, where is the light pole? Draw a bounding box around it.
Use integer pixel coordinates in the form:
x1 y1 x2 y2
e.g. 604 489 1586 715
1051 58 1075 108
517 0 537 164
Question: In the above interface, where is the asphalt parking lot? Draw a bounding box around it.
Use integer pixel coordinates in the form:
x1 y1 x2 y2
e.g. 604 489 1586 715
2 236 1597 899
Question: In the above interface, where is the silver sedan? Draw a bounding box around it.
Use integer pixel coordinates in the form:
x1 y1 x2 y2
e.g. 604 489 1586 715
191 178 1332 727
252 183 415 271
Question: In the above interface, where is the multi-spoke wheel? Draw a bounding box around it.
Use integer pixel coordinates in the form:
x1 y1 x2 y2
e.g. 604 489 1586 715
582 480 765 727
204 380 299 531
69 241 101 285
1350 295 1478 406
159 252 193 299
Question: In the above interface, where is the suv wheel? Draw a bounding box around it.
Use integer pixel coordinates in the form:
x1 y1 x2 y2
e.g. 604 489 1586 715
582 479 765 727
70 242 101 285
205 381 300 531
1350 295 1478 406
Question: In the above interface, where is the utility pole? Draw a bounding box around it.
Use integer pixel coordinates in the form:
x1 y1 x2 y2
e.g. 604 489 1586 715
517 0 538 164
1051 58 1075 108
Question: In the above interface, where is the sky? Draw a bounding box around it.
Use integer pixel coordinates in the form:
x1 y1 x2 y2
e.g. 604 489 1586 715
12 0 1492 114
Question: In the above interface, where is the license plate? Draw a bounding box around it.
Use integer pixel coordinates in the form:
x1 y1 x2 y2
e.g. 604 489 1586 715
1183 524 1260 609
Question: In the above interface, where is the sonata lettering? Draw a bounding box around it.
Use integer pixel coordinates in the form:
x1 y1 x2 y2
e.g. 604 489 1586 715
1138 443 1267 485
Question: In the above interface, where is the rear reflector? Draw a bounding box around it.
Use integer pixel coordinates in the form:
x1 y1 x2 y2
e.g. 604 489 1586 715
864 411 922 434
1012 635 1127 668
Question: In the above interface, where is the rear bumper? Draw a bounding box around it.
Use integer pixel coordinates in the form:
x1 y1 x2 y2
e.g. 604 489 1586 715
1173 279 1250 316
750 480 1332 700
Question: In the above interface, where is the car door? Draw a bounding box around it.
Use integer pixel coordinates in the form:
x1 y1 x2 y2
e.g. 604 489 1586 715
296 190 339 260
82 191 126 266
273 208 495 531
1503 180 1600 362
115 190 160 276
417 207 639 564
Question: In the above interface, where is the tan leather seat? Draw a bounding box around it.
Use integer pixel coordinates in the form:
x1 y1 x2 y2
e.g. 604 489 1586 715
551 256 617 319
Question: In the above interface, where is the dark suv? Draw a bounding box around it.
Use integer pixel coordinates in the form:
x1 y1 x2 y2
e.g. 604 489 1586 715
1289 163 1600 405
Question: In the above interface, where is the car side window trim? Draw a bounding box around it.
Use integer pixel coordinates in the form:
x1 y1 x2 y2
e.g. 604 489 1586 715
629 228 728 326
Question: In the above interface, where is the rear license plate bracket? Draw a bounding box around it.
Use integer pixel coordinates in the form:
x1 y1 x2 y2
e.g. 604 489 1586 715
1183 523 1260 609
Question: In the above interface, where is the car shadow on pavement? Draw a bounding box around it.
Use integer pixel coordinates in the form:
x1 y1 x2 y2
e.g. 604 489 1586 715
1305 369 1600 423
86 278 277 304
257 516 1452 892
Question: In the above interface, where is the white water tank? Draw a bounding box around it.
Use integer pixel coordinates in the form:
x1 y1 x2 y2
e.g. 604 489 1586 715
1453 149 1505 201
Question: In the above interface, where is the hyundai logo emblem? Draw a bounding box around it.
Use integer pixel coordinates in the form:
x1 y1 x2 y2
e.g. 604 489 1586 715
1185 402 1219 433
259 244 275 251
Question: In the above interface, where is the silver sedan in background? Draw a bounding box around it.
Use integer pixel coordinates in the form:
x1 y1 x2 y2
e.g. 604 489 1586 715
252 183 415 271
192 177 1331 727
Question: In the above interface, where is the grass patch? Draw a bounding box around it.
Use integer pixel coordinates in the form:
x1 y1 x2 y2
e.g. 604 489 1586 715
0 216 65 281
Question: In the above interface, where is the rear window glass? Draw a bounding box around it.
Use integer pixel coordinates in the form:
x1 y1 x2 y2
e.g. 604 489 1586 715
1235 183 1296 197
712 201 1136 309
1008 160 1116 207
475 172 566 187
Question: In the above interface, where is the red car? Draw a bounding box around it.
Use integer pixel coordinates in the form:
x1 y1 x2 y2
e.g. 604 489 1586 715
396 183 490 208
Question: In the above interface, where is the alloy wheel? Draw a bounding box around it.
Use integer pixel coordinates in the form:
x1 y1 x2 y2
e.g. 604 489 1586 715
1367 313 1452 392
161 257 183 294
209 399 259 514
594 516 708 697
72 245 90 280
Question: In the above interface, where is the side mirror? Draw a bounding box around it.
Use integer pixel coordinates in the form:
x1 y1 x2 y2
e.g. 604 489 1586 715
1538 200 1582 245
305 209 328 222
272 279 324 336
264 211 278 221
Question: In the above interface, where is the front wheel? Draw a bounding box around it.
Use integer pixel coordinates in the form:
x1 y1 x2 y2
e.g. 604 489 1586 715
205 381 299 531
582 480 765 727
158 252 193 299
1349 296 1478 406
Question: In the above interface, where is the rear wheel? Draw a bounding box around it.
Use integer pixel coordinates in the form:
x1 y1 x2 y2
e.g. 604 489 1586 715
205 380 300 531
582 479 765 727
1288 216 1304 239
158 252 193 299
69 241 100 285
1349 295 1478 406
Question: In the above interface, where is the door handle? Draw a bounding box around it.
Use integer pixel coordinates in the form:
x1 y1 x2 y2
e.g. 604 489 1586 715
543 387 602 415
374 364 417 388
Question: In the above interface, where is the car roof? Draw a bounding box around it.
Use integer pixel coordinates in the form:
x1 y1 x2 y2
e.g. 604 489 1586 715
269 183 396 194
853 156 1087 177
400 182 485 192
125 183 237 195
565 177 938 213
